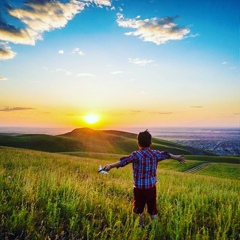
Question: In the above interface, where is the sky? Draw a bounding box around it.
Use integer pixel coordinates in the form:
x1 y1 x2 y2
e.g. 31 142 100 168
0 0 239 131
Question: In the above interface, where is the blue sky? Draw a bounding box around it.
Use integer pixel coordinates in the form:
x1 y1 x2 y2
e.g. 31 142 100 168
0 0 239 129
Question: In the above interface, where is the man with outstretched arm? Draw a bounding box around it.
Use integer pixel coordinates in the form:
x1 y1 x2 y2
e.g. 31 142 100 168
103 129 186 228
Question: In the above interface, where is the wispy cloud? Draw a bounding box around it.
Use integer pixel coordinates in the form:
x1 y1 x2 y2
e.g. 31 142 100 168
58 50 64 54
128 110 142 114
221 61 237 70
86 0 111 7
76 73 96 77
149 111 173 115
126 110 173 115
0 107 35 112
117 13 195 45
128 58 153 66
110 71 123 74
190 106 203 108
122 109 174 115
56 68 72 76
0 76 7 81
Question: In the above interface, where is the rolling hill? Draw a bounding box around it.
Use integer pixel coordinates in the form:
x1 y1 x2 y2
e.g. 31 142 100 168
0 128 214 155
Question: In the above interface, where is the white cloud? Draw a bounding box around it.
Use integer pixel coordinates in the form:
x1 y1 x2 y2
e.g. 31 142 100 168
78 51 85 56
58 50 64 54
222 62 228 65
0 76 7 81
111 71 123 74
72 48 85 56
0 21 35 45
0 0 112 60
76 73 96 77
84 0 111 6
56 68 72 76
128 58 153 66
117 13 193 45
0 0 86 60
0 42 16 60
8 1 85 43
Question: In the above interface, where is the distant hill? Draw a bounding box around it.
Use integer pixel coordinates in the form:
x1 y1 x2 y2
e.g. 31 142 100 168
0 128 214 155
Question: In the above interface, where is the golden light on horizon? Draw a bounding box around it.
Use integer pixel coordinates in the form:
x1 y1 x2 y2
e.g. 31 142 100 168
83 114 100 125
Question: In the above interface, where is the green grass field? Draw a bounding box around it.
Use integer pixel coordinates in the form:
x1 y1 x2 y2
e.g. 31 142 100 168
0 147 239 239
60 151 240 180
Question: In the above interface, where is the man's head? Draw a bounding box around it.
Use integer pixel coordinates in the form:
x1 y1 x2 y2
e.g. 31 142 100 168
137 129 152 148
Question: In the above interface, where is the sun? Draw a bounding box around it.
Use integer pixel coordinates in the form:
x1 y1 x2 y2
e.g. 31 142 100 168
83 114 100 124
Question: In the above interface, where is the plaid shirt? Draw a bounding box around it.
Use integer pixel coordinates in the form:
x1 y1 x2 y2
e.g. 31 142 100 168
119 148 171 189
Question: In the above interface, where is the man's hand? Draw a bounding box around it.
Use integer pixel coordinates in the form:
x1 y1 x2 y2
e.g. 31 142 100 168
170 154 186 164
103 164 112 171
176 155 186 164
103 161 121 171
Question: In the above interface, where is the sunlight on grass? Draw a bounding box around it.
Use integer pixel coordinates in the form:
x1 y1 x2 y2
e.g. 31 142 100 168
0 147 239 239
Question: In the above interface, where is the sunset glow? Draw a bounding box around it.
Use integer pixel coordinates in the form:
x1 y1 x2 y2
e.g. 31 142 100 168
83 114 100 125
0 0 239 130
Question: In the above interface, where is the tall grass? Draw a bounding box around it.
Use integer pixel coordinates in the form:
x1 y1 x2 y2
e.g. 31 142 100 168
0 147 239 239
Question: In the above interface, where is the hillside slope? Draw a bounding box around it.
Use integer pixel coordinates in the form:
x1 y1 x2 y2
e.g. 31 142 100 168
0 128 214 155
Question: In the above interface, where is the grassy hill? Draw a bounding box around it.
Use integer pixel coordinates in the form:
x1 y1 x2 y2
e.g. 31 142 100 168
0 128 213 156
0 133 83 152
0 147 239 239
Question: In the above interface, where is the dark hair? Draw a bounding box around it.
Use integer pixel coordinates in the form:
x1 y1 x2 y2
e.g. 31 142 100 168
137 129 152 147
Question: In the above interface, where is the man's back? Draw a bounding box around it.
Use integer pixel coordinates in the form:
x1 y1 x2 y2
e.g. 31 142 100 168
119 148 171 189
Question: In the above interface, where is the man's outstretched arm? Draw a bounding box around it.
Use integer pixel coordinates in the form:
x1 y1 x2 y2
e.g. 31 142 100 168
103 161 121 171
169 154 186 164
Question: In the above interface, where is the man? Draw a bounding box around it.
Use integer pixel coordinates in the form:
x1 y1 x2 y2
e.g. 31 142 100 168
103 130 186 228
